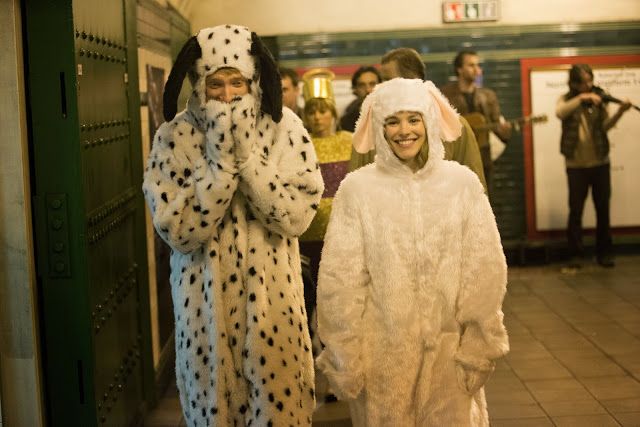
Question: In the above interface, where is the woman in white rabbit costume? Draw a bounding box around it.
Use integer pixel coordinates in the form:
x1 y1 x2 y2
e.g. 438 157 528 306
316 78 508 426
143 24 323 427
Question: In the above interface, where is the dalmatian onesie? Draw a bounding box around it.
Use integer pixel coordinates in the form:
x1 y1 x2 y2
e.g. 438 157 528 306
143 25 323 426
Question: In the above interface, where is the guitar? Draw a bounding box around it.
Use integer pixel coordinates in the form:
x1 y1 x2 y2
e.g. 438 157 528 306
463 112 548 160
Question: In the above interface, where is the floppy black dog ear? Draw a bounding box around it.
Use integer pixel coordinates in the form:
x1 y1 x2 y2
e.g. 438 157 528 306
163 36 202 122
251 32 283 123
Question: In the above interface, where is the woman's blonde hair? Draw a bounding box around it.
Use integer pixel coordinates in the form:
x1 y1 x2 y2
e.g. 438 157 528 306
415 138 430 169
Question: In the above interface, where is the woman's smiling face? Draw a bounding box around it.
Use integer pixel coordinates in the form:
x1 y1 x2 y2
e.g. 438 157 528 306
383 111 427 170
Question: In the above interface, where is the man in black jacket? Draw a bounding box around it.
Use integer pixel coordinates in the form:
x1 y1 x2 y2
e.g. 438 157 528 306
339 66 381 132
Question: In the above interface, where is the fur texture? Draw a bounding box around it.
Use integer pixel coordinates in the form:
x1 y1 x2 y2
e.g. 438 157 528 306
163 25 283 122
316 78 508 426
143 44 323 426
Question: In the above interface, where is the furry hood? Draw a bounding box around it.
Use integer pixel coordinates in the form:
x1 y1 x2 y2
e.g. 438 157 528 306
162 24 282 123
353 78 461 174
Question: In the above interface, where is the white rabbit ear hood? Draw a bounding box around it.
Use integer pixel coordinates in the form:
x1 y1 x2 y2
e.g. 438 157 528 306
353 78 461 171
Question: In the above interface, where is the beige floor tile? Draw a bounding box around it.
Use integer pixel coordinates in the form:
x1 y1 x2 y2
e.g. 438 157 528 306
313 421 352 427
620 321 640 340
535 332 600 352
580 376 640 400
486 388 538 405
560 355 626 378
613 412 640 427
595 338 640 357
552 347 609 362
552 414 622 427
486 370 529 387
529 323 578 336
509 357 573 380
539 399 607 416
508 332 540 344
506 340 555 361
573 322 632 338
601 397 640 413
494 359 512 372
525 378 593 402
504 318 531 336
504 298 550 313
561 310 612 324
489 403 547 420
490 417 554 426
515 311 566 324
614 355 640 380
488 370 526 386
597 302 640 318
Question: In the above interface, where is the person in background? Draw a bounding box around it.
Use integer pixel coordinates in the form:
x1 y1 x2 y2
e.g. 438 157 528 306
339 65 382 132
299 68 353 284
556 64 631 268
317 78 508 426
280 66 303 117
441 50 512 194
298 67 353 403
143 24 323 426
350 47 487 193
379 47 427 83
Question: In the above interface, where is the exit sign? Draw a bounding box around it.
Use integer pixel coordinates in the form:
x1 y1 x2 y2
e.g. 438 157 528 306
443 1 500 23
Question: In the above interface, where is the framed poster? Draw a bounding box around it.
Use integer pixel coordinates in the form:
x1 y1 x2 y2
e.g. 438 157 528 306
520 55 640 240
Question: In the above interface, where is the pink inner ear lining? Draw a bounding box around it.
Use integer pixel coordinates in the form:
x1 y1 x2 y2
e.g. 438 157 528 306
352 102 375 154
425 82 462 141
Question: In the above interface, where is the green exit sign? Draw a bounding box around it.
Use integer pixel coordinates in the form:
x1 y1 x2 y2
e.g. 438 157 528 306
442 0 500 22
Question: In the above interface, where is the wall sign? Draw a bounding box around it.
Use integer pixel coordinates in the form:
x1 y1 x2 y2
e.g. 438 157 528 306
442 1 499 23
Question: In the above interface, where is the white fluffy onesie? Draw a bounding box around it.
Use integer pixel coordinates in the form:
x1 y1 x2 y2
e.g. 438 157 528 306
142 25 323 426
316 78 509 426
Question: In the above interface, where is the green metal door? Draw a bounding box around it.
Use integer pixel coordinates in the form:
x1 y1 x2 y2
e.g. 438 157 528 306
23 0 153 425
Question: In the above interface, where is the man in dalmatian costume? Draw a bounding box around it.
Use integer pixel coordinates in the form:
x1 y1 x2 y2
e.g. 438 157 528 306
143 24 323 426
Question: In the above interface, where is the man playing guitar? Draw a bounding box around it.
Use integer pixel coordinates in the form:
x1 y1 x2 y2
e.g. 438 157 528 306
441 50 512 196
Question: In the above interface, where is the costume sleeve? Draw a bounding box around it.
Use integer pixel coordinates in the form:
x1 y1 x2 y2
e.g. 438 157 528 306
455 185 509 372
142 106 237 254
231 97 324 237
446 117 488 193
316 181 369 400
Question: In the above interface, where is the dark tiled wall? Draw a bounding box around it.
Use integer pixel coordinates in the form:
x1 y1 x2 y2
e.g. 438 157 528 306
274 22 640 243
277 23 640 62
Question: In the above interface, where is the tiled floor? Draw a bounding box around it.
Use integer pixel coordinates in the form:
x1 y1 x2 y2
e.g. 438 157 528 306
145 255 640 427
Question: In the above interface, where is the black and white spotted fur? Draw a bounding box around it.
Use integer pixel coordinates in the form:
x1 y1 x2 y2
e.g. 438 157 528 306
143 24 323 427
